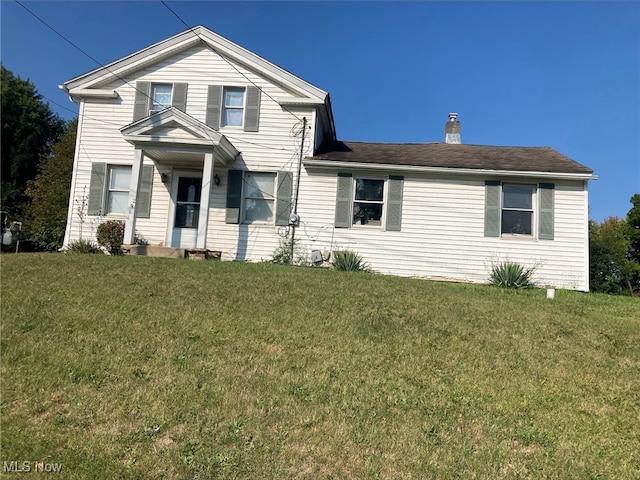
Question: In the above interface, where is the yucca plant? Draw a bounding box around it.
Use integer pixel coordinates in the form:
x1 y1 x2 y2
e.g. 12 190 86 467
331 250 371 272
489 261 535 289
66 238 102 254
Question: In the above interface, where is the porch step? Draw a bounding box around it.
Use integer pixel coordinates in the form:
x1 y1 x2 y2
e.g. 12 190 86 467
122 245 186 259
122 245 222 260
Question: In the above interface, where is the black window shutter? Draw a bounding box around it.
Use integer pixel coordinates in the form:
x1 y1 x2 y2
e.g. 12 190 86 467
225 170 243 224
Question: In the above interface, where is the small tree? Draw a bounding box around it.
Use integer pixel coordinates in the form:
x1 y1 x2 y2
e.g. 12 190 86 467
589 216 637 295
25 118 77 251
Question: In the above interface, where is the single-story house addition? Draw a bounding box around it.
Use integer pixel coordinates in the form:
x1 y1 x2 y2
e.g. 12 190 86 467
61 26 596 291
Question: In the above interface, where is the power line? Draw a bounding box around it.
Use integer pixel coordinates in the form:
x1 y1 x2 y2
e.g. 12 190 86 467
18 0 315 187
158 0 305 123
14 0 159 107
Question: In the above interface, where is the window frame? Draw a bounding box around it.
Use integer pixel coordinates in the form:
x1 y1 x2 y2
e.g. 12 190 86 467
149 83 173 115
105 165 132 216
500 183 537 238
221 86 246 128
242 172 276 224
352 176 386 228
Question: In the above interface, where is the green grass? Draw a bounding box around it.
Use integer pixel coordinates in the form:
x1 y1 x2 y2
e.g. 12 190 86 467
1 254 639 479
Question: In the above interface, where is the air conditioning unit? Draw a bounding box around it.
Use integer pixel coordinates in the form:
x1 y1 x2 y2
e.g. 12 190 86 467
310 249 323 264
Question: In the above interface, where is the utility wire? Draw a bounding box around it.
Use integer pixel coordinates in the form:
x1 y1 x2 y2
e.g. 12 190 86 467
14 0 158 107
159 0 305 123
17 0 311 154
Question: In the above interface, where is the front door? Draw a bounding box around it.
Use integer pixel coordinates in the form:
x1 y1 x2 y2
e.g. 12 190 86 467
171 174 202 248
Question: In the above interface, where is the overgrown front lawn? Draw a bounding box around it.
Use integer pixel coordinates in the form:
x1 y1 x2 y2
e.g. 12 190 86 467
1 254 639 479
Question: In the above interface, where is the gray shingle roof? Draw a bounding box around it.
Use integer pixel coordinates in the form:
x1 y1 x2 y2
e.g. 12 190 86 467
311 141 593 175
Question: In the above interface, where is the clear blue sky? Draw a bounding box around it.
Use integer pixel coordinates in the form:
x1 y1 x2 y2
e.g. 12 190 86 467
1 1 638 222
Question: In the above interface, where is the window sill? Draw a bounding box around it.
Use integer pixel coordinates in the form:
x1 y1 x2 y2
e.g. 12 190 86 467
350 224 383 230
500 234 537 241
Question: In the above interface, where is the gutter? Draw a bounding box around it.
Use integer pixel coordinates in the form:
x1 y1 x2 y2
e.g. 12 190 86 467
302 158 598 181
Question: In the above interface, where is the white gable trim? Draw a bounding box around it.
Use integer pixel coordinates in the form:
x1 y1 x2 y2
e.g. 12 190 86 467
62 88 119 99
62 26 328 104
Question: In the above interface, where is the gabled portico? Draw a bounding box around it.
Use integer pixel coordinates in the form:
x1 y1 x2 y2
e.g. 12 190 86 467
120 107 239 248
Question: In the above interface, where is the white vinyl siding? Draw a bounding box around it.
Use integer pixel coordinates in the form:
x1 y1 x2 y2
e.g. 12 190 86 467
296 172 589 291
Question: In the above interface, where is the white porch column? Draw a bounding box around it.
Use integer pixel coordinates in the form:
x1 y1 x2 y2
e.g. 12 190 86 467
197 151 214 249
124 148 144 245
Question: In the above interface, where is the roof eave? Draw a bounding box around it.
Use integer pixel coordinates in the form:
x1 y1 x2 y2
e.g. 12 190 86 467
302 158 597 181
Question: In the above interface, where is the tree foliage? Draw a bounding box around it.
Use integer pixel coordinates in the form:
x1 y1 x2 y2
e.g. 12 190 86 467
1 65 65 220
626 194 640 263
25 118 77 251
589 197 640 295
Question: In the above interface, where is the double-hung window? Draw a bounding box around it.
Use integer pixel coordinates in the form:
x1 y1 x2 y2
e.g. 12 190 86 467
353 178 385 226
88 163 154 218
501 184 535 235
485 181 555 240
334 173 404 231
225 170 292 226
106 166 132 215
222 87 245 127
150 84 172 114
243 172 276 223
133 81 188 121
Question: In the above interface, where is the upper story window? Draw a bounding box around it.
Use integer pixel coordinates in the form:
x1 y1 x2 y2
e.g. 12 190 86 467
133 82 188 121
222 87 245 127
150 84 173 114
205 85 261 132
501 184 535 236
243 172 275 223
353 178 384 226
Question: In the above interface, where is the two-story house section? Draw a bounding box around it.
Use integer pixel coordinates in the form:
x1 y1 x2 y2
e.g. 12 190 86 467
62 26 335 259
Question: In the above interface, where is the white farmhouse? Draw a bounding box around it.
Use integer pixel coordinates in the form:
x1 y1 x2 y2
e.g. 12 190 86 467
61 26 596 290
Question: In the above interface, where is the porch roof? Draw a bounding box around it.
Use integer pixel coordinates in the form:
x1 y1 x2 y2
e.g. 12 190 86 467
120 107 240 165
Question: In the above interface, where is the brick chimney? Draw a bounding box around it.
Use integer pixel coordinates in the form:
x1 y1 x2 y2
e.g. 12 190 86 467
445 113 461 144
